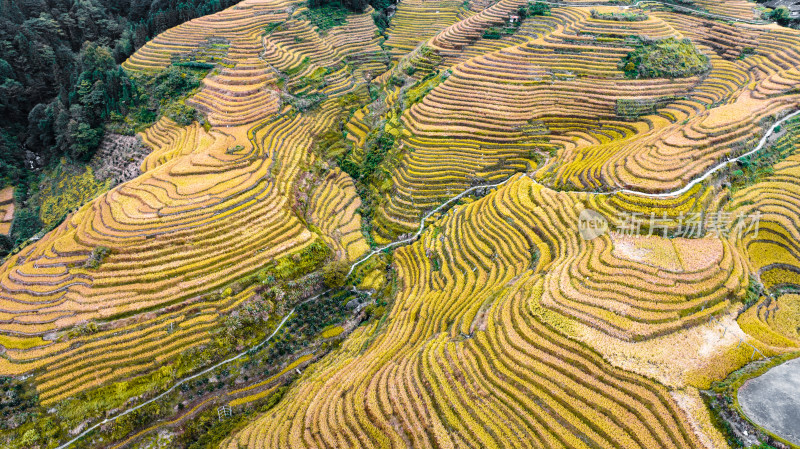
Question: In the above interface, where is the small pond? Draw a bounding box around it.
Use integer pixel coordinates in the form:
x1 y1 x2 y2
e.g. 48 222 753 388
738 357 800 446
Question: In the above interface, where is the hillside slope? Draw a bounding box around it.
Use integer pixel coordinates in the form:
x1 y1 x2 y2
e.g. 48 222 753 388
3 0 800 448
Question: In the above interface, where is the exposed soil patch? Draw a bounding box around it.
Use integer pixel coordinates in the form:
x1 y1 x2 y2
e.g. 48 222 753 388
579 310 747 388
90 134 151 186
0 186 13 235
671 388 728 449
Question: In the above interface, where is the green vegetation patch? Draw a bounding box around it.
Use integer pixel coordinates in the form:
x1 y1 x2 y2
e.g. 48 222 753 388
84 246 111 269
482 26 513 39
372 9 390 32
591 9 648 21
402 70 450 107
285 57 312 78
338 127 396 183
518 1 550 18
766 6 792 26
619 37 710 79
305 1 351 30
105 62 209 135
138 64 207 125
295 66 331 92
37 163 112 229
615 96 681 119
256 238 331 283
483 2 550 40
738 47 756 60
705 352 800 449
0 376 39 435
264 22 284 35
726 117 800 192
173 38 230 68
743 275 765 308
322 260 350 288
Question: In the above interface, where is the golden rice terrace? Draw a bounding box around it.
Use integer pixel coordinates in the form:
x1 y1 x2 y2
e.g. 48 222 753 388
2 0 800 448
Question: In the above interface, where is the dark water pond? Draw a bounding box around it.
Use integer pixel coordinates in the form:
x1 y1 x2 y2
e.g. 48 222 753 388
738 357 800 445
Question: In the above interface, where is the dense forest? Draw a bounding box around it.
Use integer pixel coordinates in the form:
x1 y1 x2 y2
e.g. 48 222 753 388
0 0 243 186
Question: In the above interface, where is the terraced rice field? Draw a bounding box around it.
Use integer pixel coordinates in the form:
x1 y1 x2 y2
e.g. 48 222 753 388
384 0 466 59
222 176 705 448
306 168 370 261
0 0 380 404
5 0 800 447
371 6 800 241
728 119 800 291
